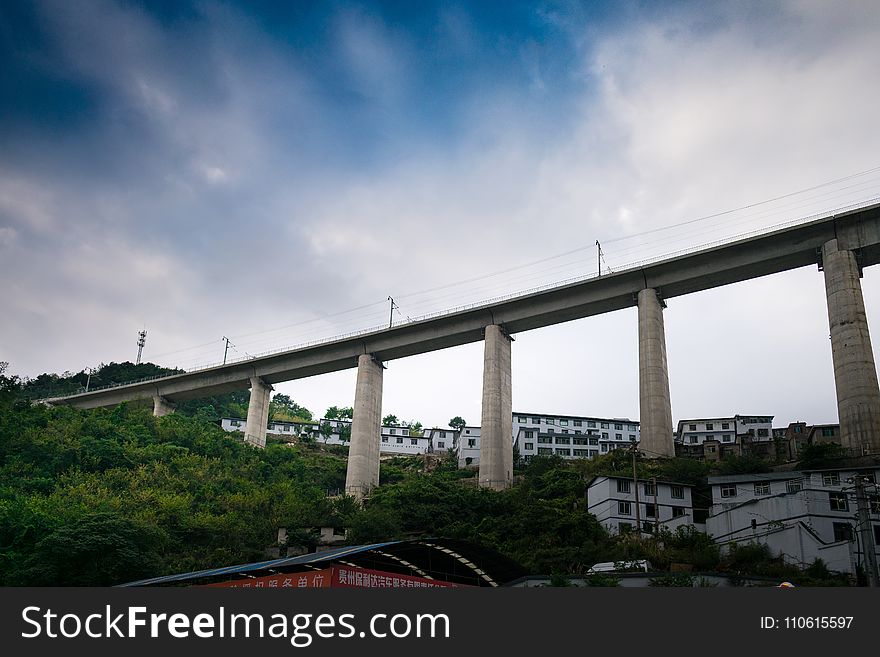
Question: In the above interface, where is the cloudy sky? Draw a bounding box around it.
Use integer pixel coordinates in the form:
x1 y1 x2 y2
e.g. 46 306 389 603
3 0 880 430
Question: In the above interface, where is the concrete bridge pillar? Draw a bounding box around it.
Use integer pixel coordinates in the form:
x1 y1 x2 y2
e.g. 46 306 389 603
152 395 176 417
345 354 384 500
245 376 273 448
479 324 513 490
637 288 675 458
822 239 880 455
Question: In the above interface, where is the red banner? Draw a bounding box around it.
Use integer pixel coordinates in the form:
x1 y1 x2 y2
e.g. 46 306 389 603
330 566 461 588
205 569 332 588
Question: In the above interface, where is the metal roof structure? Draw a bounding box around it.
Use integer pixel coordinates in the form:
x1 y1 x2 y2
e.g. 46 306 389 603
119 538 527 588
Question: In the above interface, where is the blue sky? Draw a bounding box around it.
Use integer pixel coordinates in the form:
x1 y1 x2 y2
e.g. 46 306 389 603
3 0 880 429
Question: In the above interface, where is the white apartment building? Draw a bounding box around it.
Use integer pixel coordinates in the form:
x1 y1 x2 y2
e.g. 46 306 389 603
221 417 432 456
676 414 774 446
706 468 880 576
513 412 639 463
586 475 695 535
457 426 481 467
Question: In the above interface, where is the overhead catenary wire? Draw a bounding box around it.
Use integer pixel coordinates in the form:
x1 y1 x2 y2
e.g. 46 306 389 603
131 167 880 374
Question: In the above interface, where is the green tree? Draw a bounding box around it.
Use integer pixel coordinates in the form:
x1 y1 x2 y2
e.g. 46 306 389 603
383 414 399 425
448 416 466 431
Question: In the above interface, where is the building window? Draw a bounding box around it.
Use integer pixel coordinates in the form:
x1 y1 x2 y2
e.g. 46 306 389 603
396 437 403 444
574 420 583 427
602 432 609 439
525 430 534 439
670 486 684 499
757 428 769 437
390 429 396 435
617 480 631 493
573 449 588 457
467 439 476 448
644 503 656 518
556 449 570 456
524 442 534 451
754 483 771 496
517 416 527 423
573 437 587 445
722 434 732 442
589 437 598 446
628 425 637 432
689 424 696 431
587 421 596 428
548 428 555 434
821 427 835 437
588 450 598 457
786 479 802 494
689 436 698 444
870 495 880 514
644 482 656 496
672 506 686 518
615 433 622 440
706 423 714 430
829 492 849 512
465 429 471 434
601 423 609 429
721 422 729 430
720 484 737 498
555 437 570 445
618 501 631 515
560 419 569 426
706 435 714 441
601 444 608 452
615 423 623 431
231 420 241 427
538 436 552 444
531 417 540 425
410 438 418 445
381 436 388 443
437 442 445 448
833 522 853 542
562 429 569 434
537 447 552 455
822 473 840 486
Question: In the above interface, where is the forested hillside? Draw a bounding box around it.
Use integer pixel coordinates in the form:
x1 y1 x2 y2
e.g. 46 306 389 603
0 364 847 586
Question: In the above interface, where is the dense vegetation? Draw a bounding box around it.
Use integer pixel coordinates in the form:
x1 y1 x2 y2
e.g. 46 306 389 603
1 363 848 586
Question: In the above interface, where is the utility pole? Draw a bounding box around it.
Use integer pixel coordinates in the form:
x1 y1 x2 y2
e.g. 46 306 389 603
596 240 602 277
222 336 234 365
387 296 399 329
853 475 879 587
653 476 660 535
136 329 147 364
632 443 642 535
85 368 93 392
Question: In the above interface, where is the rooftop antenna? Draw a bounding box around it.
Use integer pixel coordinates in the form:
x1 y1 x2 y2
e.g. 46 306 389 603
136 329 147 364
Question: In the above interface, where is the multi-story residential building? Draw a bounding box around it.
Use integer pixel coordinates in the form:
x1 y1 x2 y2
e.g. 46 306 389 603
221 417 432 456
782 422 841 461
423 427 458 453
586 475 695 535
706 467 880 576
513 412 639 463
457 426 481 467
676 415 774 447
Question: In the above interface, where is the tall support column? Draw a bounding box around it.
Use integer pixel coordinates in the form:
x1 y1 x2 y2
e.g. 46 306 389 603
245 376 273 448
152 395 176 417
479 324 513 490
637 288 675 458
822 239 880 455
345 354 384 500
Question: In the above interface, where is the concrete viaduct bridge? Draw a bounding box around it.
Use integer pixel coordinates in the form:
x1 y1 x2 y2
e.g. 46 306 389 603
45 202 880 498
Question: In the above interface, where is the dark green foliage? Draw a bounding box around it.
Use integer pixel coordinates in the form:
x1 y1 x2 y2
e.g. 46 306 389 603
797 443 849 470
649 573 695 587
